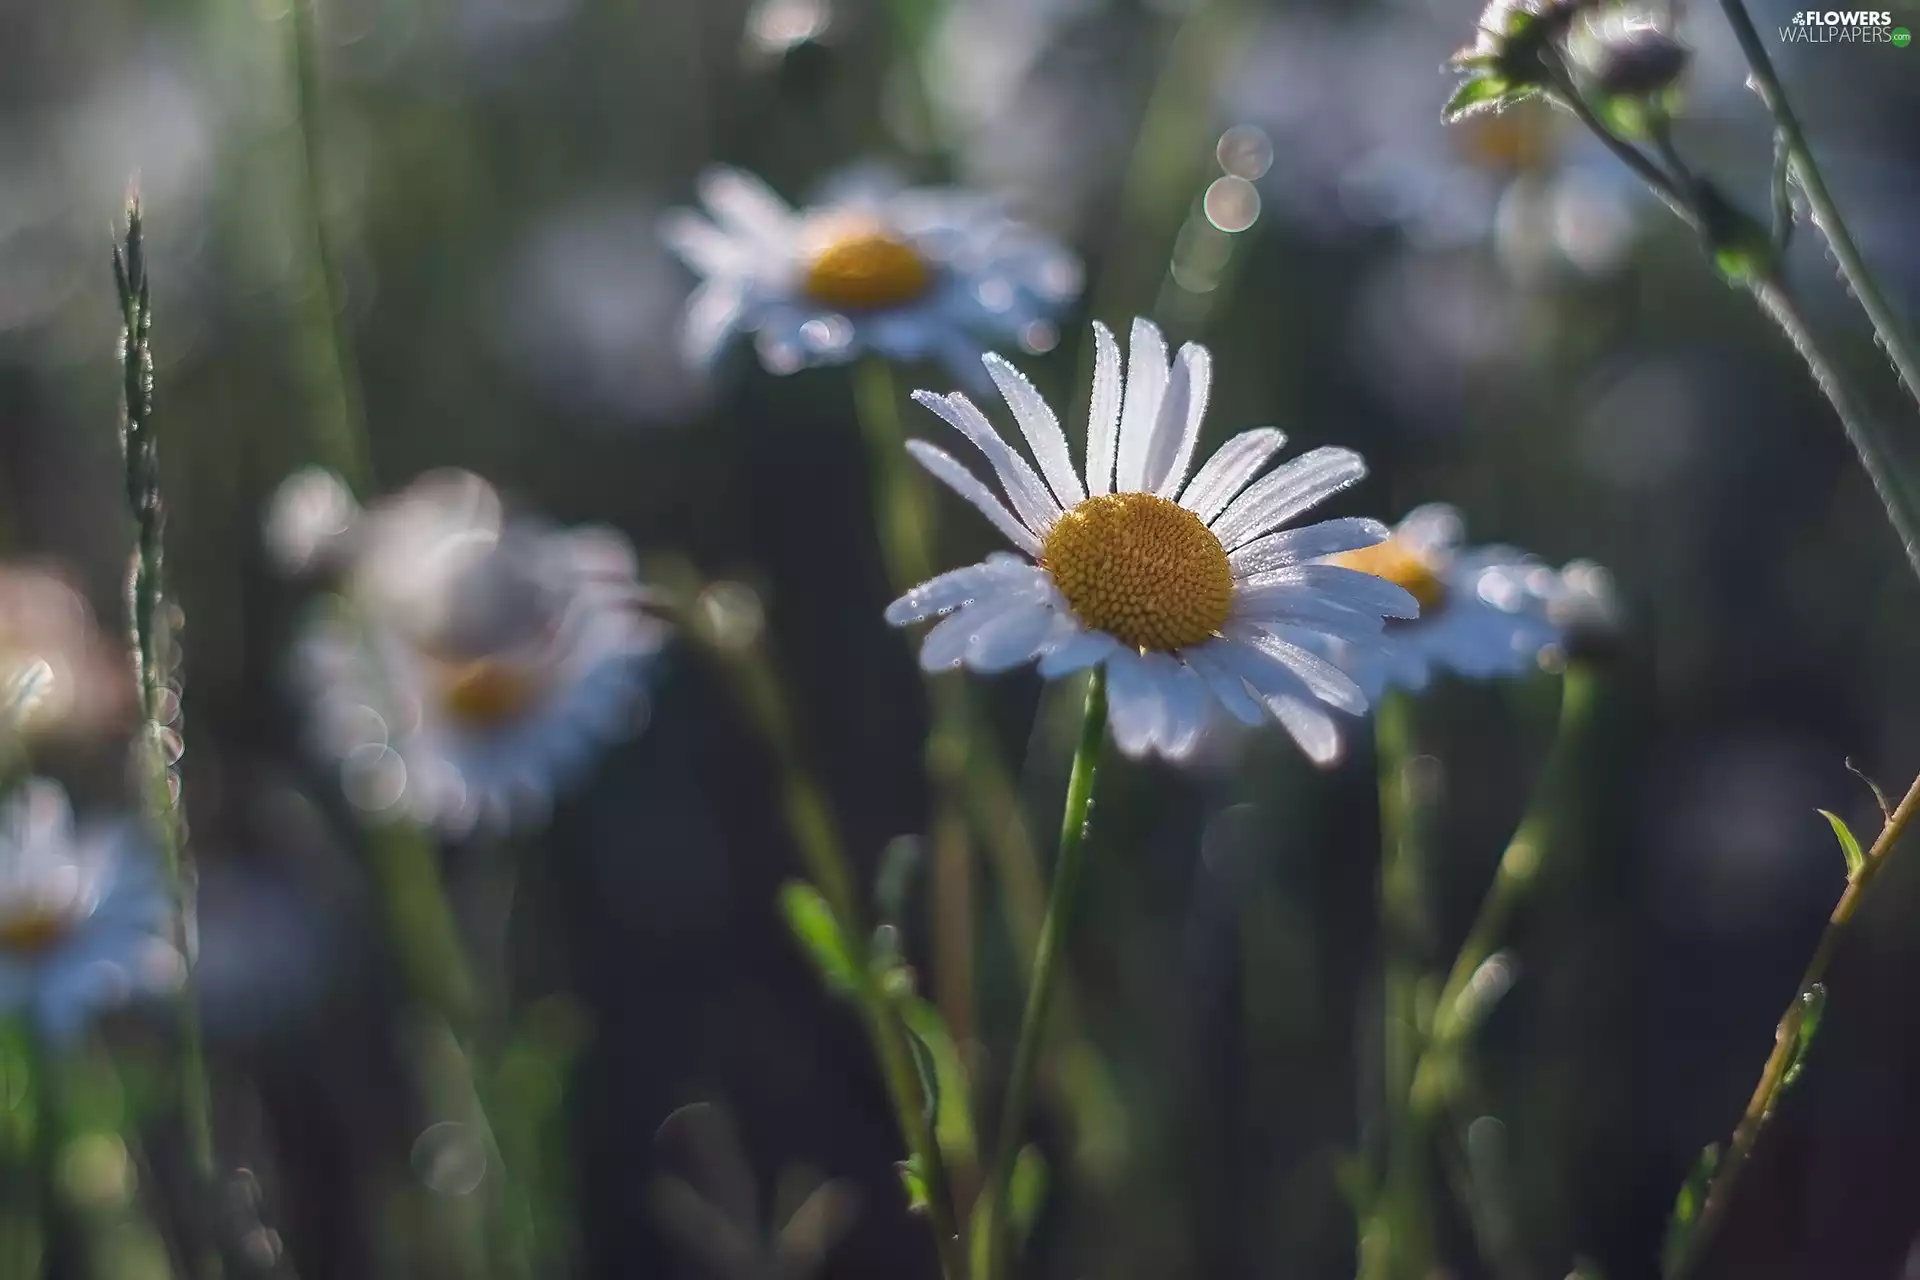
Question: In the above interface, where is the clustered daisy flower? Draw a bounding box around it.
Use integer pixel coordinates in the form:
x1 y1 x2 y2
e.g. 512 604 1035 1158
0 779 181 1044
1307 503 1564 700
887 317 1421 764
274 469 668 836
663 166 1081 382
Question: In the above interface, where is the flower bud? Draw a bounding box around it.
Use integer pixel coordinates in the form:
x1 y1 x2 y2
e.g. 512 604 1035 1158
1579 13 1691 98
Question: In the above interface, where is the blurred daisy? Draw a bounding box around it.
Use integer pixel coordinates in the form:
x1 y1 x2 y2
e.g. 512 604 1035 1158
0 566 137 744
275 470 667 836
886 317 1418 765
0 779 182 1045
1307 504 1562 701
662 166 1080 382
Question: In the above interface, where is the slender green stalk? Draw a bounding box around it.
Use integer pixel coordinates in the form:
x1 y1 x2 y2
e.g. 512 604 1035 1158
692 601 967 1280
1715 0 1920 416
1360 692 1436 1280
1667 768 1920 1277
113 201 223 1280
1409 665 1599 1117
984 669 1107 1280
288 0 373 494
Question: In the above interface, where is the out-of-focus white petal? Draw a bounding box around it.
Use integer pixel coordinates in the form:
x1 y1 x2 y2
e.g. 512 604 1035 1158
697 167 795 249
1244 564 1421 620
1271 695 1342 766
1182 645 1265 725
1104 649 1165 758
1226 626 1368 715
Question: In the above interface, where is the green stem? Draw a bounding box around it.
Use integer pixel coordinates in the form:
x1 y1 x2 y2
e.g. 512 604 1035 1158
984 669 1107 1280
1410 666 1599 1116
702 617 968 1280
113 202 223 1280
1715 0 1920 417
288 0 373 494
1667 768 1920 1277
1360 692 1435 1280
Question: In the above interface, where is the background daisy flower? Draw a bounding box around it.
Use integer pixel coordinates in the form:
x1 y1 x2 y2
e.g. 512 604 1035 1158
279 470 668 836
886 317 1419 765
0 779 182 1045
1306 503 1563 701
662 166 1081 383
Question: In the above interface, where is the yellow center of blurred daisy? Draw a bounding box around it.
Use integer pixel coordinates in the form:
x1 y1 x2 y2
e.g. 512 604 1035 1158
0 906 74 956
803 225 932 311
1329 538 1446 614
435 658 547 729
1041 493 1233 652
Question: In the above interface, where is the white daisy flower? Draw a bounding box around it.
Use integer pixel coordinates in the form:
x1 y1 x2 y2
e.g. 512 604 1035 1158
279 470 668 836
662 166 1081 383
885 317 1420 765
0 779 182 1045
1305 504 1563 701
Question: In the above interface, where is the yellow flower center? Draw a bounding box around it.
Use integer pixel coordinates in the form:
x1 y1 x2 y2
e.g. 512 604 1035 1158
1041 493 1234 653
0 905 75 956
433 657 548 729
802 221 932 311
1329 538 1447 615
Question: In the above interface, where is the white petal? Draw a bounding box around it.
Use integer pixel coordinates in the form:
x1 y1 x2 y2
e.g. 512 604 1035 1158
983 354 1084 509
1242 564 1421 620
697 168 795 248
1226 625 1368 715
886 557 1049 625
1178 428 1287 524
1147 344 1213 498
1036 627 1119 678
1272 695 1342 766
1084 321 1123 497
918 589 1035 671
681 277 747 365
660 210 744 277
1151 654 1208 758
1204 635 1312 705
905 440 1043 556
1229 591 1389 646
1182 645 1265 726
966 599 1062 673
1209 447 1368 550
1226 517 1390 577
1104 649 1165 758
1113 318 1170 493
913 392 1062 535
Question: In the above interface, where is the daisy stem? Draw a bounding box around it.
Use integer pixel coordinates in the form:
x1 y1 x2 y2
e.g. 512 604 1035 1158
1667 768 1920 1278
984 667 1106 1280
113 199 223 1280
687 593 968 1280
1360 692 1437 1280
1715 0 1920 419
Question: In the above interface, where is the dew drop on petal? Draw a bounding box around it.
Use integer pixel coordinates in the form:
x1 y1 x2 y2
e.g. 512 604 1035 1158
1203 176 1262 234
411 1121 488 1197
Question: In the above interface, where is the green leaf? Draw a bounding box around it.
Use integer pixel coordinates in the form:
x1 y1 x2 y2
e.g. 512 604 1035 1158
895 1156 930 1214
1781 983 1827 1090
1819 810 1866 879
778 881 859 996
1443 75 1523 122
875 835 922 926
898 997 976 1165
1661 1142 1721 1274
1009 1145 1048 1241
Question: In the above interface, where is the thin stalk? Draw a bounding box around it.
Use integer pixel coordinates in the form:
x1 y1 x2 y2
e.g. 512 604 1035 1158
983 669 1107 1280
1667 768 1920 1277
1716 0 1920 416
1410 665 1599 1116
695 608 967 1280
1360 692 1436 1280
113 201 223 1280
288 0 373 494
